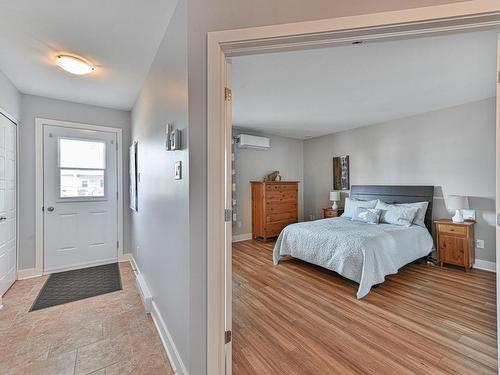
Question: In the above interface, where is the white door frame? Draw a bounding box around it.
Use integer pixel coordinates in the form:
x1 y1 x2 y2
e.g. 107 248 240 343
35 118 123 276
207 2 500 374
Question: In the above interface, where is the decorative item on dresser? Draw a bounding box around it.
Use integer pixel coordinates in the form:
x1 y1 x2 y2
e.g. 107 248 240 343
251 181 299 242
323 208 343 218
434 219 475 272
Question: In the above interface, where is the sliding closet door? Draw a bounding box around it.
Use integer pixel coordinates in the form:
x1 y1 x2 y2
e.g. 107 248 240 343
0 113 17 301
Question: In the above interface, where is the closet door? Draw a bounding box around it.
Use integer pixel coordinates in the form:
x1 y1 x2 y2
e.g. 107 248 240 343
0 113 16 300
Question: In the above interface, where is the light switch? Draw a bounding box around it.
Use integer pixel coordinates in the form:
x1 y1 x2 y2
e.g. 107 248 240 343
175 161 182 180
476 239 484 249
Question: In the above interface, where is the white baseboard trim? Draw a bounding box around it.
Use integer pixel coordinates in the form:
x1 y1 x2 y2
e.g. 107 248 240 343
473 259 496 273
232 233 252 242
17 268 42 280
119 253 132 262
129 256 187 375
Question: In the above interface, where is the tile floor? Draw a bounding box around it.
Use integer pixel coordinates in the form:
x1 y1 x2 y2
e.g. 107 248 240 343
0 262 173 375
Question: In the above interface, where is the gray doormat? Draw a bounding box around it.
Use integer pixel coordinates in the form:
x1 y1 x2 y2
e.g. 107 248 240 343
30 263 122 311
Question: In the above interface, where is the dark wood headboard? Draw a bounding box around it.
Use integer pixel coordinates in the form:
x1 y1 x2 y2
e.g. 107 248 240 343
350 185 434 232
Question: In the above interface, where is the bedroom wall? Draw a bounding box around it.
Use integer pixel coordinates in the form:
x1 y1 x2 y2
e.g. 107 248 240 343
0 70 20 121
19 94 131 270
129 0 190 371
303 98 496 263
233 130 304 239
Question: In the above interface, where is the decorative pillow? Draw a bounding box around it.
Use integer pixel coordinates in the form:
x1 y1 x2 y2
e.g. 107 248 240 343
397 201 429 228
352 207 382 224
375 200 419 227
342 198 378 218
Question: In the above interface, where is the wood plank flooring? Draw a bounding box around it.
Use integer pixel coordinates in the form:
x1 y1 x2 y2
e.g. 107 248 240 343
232 240 497 374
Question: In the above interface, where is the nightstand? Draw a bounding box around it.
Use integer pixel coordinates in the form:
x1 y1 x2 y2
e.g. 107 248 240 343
434 219 475 272
323 208 343 218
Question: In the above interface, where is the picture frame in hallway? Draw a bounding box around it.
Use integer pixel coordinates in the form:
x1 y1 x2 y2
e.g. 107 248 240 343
129 141 138 211
333 155 349 190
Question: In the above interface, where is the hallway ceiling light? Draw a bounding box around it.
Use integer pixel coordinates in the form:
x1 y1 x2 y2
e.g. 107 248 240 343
56 55 95 75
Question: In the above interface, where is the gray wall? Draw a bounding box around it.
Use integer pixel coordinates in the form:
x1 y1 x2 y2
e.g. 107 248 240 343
233 131 304 237
304 98 496 262
130 0 190 371
0 70 20 121
186 1 467 373
19 94 131 270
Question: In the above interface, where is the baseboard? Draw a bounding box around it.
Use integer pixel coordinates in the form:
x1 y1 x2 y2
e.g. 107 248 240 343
232 233 252 242
17 268 42 280
119 253 132 262
473 259 496 273
129 256 187 375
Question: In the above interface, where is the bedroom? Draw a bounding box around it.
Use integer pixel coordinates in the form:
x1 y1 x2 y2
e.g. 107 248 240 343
229 29 497 373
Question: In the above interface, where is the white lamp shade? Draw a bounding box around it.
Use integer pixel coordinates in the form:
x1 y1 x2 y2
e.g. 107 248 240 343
330 191 340 201
447 195 469 210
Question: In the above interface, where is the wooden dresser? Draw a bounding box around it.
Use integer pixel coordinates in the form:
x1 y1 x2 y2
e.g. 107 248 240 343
251 181 299 242
434 219 475 271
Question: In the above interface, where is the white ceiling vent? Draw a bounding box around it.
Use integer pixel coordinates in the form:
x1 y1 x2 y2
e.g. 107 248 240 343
237 134 270 150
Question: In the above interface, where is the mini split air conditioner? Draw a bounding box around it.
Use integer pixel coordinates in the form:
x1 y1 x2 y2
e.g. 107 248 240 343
236 134 270 150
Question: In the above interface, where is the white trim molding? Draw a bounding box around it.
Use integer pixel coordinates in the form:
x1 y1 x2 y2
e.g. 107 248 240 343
34 117 124 276
17 268 42 280
232 233 252 243
129 256 188 375
207 2 500 374
474 259 496 273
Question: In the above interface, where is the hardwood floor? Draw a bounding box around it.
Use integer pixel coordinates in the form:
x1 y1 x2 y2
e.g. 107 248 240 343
232 240 497 375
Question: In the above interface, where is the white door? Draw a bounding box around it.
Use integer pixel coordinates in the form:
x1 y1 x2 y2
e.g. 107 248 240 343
43 125 118 273
0 114 16 299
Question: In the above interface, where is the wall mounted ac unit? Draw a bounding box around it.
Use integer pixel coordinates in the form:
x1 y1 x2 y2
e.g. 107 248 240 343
237 134 270 150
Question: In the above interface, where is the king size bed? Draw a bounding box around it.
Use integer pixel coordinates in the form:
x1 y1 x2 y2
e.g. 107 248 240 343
273 185 435 298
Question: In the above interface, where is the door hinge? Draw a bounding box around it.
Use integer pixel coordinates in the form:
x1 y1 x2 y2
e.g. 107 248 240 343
224 87 232 102
225 330 232 344
117 241 119 249
117 191 119 200
224 209 232 222
116 142 118 151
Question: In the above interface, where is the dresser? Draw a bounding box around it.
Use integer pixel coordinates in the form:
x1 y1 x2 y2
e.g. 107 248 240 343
251 181 299 242
434 219 475 271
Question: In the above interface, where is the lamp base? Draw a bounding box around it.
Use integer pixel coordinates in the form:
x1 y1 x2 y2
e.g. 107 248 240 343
331 201 338 210
452 209 464 223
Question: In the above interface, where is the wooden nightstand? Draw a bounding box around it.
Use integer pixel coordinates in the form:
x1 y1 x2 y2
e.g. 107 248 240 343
323 208 343 218
434 219 475 271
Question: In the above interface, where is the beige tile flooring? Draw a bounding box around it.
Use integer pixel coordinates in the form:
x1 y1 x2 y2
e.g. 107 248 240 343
0 262 173 375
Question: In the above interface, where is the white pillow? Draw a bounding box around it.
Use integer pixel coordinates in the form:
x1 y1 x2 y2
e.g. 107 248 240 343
375 200 419 227
342 198 378 218
351 207 382 224
396 201 429 228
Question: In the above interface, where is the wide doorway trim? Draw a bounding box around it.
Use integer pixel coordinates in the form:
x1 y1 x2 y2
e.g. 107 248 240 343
207 2 500 374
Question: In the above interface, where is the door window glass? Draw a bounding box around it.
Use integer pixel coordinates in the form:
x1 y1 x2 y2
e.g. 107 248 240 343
59 138 106 198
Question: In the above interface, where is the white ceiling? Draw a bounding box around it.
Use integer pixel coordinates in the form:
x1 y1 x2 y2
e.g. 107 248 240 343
0 0 177 110
232 30 498 139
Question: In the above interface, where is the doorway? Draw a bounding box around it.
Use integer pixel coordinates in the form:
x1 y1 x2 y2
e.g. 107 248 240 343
35 118 123 274
207 4 500 375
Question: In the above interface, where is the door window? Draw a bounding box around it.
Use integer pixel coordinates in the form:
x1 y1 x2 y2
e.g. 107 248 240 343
58 138 106 198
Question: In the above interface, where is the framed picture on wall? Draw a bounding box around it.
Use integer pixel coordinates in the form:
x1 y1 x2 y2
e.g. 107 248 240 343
333 155 349 190
129 141 138 211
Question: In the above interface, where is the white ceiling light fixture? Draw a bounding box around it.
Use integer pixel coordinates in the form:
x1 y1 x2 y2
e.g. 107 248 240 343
56 55 95 75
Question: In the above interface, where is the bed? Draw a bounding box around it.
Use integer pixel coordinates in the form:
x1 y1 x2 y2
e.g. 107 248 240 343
273 185 435 298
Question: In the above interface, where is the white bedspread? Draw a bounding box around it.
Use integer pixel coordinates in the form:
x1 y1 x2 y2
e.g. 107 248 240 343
273 217 434 298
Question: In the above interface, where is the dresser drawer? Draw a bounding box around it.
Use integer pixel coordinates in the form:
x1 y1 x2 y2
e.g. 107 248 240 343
266 202 297 214
438 224 467 236
266 211 297 224
266 190 297 202
265 220 295 236
266 184 297 191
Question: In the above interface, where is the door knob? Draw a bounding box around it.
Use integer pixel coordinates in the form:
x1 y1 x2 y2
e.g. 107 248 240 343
47 206 55 212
